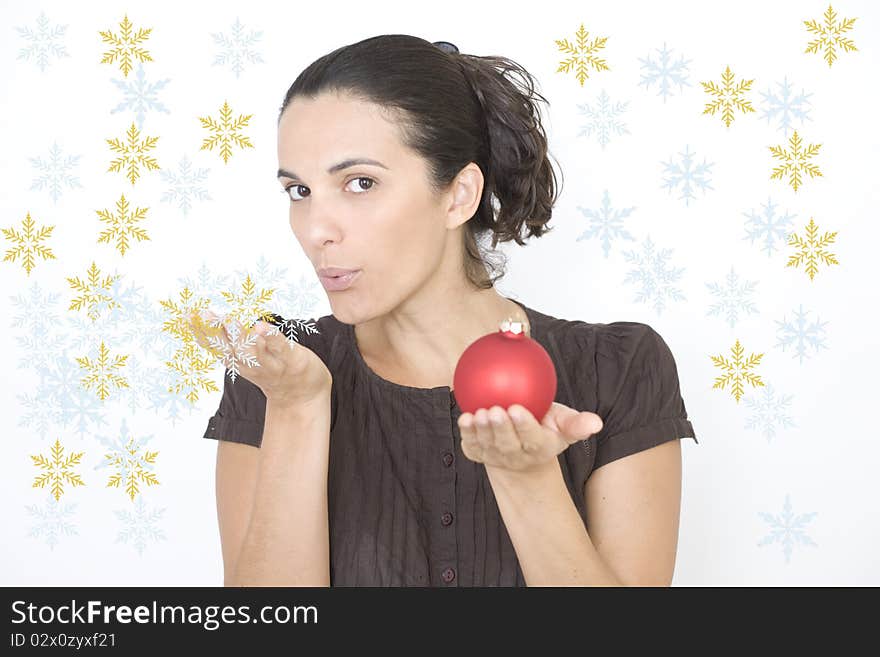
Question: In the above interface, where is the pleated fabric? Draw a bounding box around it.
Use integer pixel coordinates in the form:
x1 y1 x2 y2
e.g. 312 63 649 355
203 297 698 586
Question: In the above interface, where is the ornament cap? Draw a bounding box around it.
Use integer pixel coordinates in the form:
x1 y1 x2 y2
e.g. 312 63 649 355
499 317 525 335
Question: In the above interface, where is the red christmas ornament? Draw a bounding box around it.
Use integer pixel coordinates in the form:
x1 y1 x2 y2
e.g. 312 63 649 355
453 317 557 422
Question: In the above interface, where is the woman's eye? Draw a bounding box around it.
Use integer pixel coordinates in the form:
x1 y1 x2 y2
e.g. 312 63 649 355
283 177 376 203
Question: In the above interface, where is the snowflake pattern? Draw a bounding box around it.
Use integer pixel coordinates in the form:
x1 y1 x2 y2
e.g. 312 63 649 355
621 236 686 315
575 189 637 258
203 314 260 383
221 273 276 329
638 42 691 102
705 266 759 328
786 217 839 281
99 14 153 77
2 212 56 276
576 90 630 149
109 62 171 131
16 11 70 72
159 155 212 217
742 196 797 258
700 65 756 128
743 383 797 442
94 419 160 502
26 492 78 551
96 193 151 256
106 122 161 186
67 262 121 322
29 142 83 204
31 439 86 501
769 130 822 192
758 494 818 564
661 144 714 206
115 497 167 556
758 76 813 138
211 17 265 78
555 23 610 86
803 4 858 68
77 341 130 401
775 304 830 365
711 338 765 403
198 100 254 164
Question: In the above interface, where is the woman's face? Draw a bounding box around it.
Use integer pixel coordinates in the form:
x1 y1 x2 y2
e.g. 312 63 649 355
277 91 479 324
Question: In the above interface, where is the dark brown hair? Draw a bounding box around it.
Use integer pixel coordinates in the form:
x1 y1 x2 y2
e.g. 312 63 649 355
278 34 562 289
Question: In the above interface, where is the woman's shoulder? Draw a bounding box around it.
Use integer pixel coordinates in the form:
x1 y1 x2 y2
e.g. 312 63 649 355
529 304 657 356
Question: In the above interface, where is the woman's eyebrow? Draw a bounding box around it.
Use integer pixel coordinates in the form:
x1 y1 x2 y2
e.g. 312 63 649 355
277 158 389 180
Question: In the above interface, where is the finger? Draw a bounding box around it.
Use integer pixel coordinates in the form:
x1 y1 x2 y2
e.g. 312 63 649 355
473 408 496 452
489 406 521 455
457 414 483 463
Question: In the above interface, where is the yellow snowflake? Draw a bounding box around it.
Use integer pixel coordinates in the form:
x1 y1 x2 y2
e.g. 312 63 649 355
555 23 610 87
700 66 756 128
99 14 153 77
104 437 159 502
786 218 839 281
106 122 160 186
804 4 858 67
96 193 150 256
199 100 254 164
77 341 129 401
67 261 121 321
31 439 85 502
769 130 822 192
2 212 56 276
711 339 765 403
166 341 221 404
221 274 276 328
160 286 210 347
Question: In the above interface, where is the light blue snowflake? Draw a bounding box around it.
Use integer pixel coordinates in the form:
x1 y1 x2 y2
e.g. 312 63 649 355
660 144 714 206
25 492 78 550
758 76 813 138
30 353 109 440
93 418 158 482
271 272 328 320
16 392 63 441
621 235 686 314
576 90 630 149
9 281 67 371
177 262 233 313
114 497 166 556
775 304 829 365
575 189 637 258
144 365 198 426
211 17 264 78
757 493 818 564
159 155 211 217
16 11 69 72
705 265 759 328
29 142 82 204
638 42 691 102
109 62 171 131
744 383 797 442
742 196 797 257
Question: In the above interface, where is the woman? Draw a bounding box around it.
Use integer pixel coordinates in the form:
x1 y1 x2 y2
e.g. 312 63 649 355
194 35 698 587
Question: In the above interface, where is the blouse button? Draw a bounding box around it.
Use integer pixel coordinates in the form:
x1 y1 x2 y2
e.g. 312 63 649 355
442 452 454 467
441 511 454 526
441 567 456 583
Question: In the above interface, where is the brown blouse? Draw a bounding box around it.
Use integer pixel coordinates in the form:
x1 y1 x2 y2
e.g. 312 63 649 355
203 296 698 586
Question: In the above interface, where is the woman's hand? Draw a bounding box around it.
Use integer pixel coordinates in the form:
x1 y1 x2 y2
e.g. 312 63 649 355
457 402 603 476
188 310 332 407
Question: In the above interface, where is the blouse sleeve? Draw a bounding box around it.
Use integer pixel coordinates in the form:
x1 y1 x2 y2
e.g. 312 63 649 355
201 313 325 449
202 367 267 448
591 322 698 471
